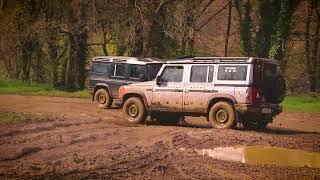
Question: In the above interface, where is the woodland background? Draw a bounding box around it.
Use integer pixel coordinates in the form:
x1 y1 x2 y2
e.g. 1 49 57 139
0 0 319 93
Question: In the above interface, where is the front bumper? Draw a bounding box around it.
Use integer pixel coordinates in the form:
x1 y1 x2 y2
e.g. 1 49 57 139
235 103 282 116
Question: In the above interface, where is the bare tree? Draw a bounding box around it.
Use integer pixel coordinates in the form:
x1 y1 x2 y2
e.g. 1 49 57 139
305 0 320 91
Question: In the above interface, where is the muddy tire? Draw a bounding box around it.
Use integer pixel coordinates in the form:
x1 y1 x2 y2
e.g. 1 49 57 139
123 97 147 124
94 89 112 109
208 101 236 129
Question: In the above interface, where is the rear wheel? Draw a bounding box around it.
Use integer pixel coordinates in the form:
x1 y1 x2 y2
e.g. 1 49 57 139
208 102 236 129
94 89 112 108
123 97 147 124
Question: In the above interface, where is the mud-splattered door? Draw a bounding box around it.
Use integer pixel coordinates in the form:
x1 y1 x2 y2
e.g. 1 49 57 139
183 65 216 113
151 65 185 111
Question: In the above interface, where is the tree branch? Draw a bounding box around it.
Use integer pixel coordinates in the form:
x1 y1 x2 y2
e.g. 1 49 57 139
196 2 229 31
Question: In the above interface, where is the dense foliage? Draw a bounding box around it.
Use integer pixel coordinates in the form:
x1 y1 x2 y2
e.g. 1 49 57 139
0 0 319 92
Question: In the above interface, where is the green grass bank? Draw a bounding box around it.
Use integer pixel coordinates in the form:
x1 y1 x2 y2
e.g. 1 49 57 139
0 79 89 98
0 79 319 112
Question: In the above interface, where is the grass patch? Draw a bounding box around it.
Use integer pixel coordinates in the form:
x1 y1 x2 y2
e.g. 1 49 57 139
0 112 34 124
0 111 52 124
1 79 319 113
282 96 320 112
0 79 90 98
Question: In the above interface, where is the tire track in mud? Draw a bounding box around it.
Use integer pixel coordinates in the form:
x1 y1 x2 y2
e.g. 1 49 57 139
0 147 42 161
0 95 320 178
22 141 176 179
0 118 103 138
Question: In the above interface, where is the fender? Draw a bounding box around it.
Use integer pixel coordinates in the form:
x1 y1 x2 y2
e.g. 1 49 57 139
93 83 111 100
123 91 150 111
206 94 237 113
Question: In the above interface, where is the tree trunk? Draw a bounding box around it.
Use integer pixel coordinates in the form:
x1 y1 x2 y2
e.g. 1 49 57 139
305 0 320 92
32 40 46 83
48 33 59 87
268 0 299 68
66 33 76 89
142 19 153 57
317 9 320 91
0 0 8 10
101 24 108 56
311 8 320 91
225 0 232 56
235 0 253 57
21 39 34 82
76 31 88 89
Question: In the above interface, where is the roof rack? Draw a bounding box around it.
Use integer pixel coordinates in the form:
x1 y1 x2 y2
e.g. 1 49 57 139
193 57 249 62
92 56 163 65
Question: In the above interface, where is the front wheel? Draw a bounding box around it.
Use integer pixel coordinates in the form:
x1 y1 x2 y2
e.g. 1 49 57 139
94 89 113 108
208 102 236 129
123 97 147 124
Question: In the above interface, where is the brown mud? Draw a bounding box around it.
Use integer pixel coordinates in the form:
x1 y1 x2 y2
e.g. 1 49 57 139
0 94 319 179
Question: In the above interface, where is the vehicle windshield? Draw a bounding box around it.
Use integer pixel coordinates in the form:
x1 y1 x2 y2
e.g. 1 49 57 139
147 63 163 80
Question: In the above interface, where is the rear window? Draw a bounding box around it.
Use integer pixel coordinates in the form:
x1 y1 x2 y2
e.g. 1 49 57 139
217 65 247 81
264 63 278 80
92 63 107 74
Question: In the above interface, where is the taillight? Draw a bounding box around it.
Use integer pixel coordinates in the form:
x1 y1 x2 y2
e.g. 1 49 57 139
246 88 262 105
251 88 262 105
248 60 263 105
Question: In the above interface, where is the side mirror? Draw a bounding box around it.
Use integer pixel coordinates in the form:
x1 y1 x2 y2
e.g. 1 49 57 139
156 76 161 86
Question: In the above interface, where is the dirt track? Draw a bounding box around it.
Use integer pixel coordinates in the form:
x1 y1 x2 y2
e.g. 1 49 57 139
0 94 319 179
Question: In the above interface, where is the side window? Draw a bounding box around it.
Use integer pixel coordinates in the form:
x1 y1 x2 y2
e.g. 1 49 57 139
92 63 107 74
110 64 126 77
129 64 145 79
217 65 247 81
190 65 214 83
161 66 184 82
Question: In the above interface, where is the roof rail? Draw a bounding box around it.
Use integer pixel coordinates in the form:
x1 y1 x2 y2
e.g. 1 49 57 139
193 57 249 62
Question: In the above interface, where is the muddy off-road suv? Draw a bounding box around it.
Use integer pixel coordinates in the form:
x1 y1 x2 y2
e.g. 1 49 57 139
88 56 163 108
119 57 286 130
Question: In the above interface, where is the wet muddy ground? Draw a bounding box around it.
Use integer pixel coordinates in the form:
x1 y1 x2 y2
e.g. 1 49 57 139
0 95 319 179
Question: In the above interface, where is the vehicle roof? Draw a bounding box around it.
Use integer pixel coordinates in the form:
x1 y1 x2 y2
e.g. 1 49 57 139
165 57 279 64
92 56 163 65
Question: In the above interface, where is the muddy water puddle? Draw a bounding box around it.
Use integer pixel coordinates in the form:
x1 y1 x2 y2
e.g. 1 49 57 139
194 146 320 168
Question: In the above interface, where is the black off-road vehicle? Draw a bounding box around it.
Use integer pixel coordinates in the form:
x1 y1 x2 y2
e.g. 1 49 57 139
88 56 163 108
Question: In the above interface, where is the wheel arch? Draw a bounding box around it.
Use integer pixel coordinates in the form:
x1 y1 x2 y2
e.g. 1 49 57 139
93 83 110 99
123 92 150 111
206 95 237 114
